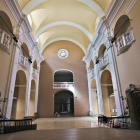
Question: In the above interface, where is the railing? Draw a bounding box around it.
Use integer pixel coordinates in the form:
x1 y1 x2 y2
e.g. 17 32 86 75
32 68 38 77
115 27 135 55
0 28 12 53
19 55 28 67
99 54 109 70
0 119 32 134
98 116 131 129
53 82 74 88
91 69 95 77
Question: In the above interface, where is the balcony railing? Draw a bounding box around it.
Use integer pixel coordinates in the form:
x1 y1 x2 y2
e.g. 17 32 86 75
53 82 74 88
90 68 95 78
32 68 38 77
115 27 135 55
99 54 109 70
19 55 28 67
0 28 12 53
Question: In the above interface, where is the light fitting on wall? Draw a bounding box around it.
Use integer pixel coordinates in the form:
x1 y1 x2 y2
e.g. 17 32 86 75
0 16 32 63
95 19 131 64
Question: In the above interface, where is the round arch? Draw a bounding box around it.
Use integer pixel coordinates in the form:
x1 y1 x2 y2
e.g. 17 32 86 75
54 69 74 83
23 0 104 18
54 90 74 117
35 21 93 41
11 70 27 119
114 15 131 38
0 10 13 34
101 70 117 117
98 44 106 59
41 38 86 55
20 43 30 58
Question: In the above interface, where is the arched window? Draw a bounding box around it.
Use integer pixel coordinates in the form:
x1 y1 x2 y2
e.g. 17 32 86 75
114 15 135 55
98 44 109 70
53 70 74 88
0 11 13 53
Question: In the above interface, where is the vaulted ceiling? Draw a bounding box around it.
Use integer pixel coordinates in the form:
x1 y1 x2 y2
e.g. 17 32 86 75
17 0 112 54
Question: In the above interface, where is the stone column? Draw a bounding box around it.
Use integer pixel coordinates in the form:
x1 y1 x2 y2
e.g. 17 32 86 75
104 39 123 116
92 52 104 115
34 64 40 115
25 51 34 117
86 63 93 116
5 39 23 119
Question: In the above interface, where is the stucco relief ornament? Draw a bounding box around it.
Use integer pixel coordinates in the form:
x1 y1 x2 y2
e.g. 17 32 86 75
58 49 69 59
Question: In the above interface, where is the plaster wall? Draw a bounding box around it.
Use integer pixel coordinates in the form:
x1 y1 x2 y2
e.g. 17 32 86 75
38 41 89 117
110 0 140 99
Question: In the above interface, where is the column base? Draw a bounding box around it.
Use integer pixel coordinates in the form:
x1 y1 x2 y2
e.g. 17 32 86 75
89 111 93 117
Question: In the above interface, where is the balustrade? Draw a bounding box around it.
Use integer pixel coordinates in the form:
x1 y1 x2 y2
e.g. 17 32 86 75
53 82 74 88
32 68 38 77
0 28 12 53
99 54 109 70
19 55 28 67
115 27 135 55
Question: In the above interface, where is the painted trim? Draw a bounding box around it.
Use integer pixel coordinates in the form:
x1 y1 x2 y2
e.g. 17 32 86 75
77 0 104 18
41 38 86 54
125 0 137 13
23 0 104 18
35 21 93 41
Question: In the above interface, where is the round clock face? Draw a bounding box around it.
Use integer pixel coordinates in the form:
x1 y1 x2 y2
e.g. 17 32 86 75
58 49 69 59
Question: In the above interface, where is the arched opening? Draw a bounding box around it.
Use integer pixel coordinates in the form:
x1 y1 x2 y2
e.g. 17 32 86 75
11 70 26 119
101 70 117 117
33 60 37 70
0 11 13 53
114 15 131 38
29 80 36 116
54 70 74 88
0 11 13 34
89 60 94 70
91 79 99 115
54 90 74 117
98 44 106 59
114 15 133 55
20 43 29 58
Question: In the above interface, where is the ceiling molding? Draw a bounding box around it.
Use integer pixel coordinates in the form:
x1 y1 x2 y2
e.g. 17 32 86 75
41 38 86 55
77 0 104 18
23 0 104 18
35 21 93 41
23 0 47 15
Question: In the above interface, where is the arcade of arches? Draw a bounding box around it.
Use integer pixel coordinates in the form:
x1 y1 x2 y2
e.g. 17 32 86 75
0 0 140 139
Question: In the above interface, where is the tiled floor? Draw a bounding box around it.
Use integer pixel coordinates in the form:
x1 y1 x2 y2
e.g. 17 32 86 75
33 117 98 130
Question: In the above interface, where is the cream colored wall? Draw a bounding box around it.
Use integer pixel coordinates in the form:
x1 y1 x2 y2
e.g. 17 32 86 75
16 87 26 119
110 0 140 102
0 0 17 111
92 98 99 115
38 41 89 117
29 91 35 116
102 86 111 117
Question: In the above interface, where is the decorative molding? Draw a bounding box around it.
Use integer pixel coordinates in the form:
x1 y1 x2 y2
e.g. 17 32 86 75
83 0 127 63
2 0 44 63
125 0 137 14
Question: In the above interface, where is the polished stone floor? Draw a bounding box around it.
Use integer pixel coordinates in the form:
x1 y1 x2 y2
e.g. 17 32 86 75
1 117 140 140
33 117 98 130
1 128 140 140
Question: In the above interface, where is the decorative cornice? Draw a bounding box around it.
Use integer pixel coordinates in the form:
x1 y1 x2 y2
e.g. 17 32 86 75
125 0 137 14
83 0 127 63
2 0 44 63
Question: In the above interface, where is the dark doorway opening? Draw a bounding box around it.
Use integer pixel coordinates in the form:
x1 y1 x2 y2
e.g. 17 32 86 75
54 90 74 117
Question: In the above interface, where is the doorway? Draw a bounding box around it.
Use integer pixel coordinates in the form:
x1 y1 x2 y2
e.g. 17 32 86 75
54 90 74 117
